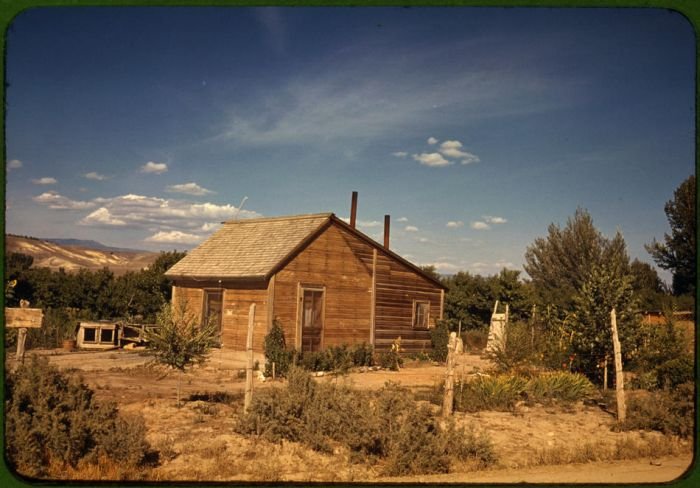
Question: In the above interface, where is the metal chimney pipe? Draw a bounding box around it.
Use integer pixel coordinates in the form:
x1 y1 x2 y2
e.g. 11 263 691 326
383 214 390 249
350 191 358 228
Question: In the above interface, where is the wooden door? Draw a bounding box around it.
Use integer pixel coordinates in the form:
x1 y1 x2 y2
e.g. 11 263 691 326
300 287 324 352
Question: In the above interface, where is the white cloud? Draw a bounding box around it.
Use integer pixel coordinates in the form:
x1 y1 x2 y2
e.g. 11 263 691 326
33 191 95 210
484 215 508 224
427 137 438 145
471 221 490 230
405 225 419 232
7 159 23 170
469 260 515 273
83 171 109 181
439 140 480 164
423 261 460 273
80 207 127 226
32 177 57 185
140 161 168 174
397 217 409 222
78 194 261 231
166 182 215 196
145 230 203 244
200 222 221 232
391 151 408 158
446 220 464 228
358 220 382 228
418 237 430 243
412 152 450 167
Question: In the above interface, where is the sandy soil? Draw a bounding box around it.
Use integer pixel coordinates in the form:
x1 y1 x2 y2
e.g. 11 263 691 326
8 348 695 483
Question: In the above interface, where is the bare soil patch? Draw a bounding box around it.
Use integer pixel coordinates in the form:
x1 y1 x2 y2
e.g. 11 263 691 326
8 348 694 483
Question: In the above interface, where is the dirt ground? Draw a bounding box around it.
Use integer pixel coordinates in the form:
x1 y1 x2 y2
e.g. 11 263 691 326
8 348 695 483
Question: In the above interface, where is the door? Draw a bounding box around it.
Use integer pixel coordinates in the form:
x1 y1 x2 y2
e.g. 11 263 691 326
203 290 223 345
300 287 324 352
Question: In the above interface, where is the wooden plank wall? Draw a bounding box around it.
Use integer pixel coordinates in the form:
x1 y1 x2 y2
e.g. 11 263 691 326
273 223 373 349
220 287 268 352
373 253 443 353
172 282 269 353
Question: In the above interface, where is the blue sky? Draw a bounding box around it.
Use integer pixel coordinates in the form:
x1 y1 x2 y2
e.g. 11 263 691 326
4 7 695 282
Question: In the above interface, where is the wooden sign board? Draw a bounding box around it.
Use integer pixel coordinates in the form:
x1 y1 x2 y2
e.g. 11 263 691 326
5 308 43 328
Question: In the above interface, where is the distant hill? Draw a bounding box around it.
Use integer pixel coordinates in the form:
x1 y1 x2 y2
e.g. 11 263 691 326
5 234 159 275
43 238 146 253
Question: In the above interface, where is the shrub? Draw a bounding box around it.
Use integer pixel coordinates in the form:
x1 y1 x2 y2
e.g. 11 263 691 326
237 368 496 474
618 382 694 438
655 354 693 389
430 320 450 362
350 342 374 367
485 321 540 373
525 371 595 403
462 327 488 352
5 356 150 478
263 320 292 377
454 375 527 412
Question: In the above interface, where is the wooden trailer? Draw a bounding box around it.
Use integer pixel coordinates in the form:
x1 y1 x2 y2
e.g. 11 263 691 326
165 210 446 353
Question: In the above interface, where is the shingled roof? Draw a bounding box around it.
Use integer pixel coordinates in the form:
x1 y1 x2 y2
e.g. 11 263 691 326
165 212 446 288
165 213 332 280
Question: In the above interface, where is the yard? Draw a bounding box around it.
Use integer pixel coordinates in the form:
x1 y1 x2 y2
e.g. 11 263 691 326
7 347 693 483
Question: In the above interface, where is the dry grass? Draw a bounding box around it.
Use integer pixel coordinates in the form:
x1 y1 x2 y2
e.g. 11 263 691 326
529 434 686 467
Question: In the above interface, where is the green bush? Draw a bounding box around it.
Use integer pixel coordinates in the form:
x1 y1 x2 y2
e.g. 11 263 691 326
237 368 496 474
263 320 292 377
525 371 595 403
430 320 450 362
618 382 694 438
462 327 488 352
5 356 150 478
655 355 694 389
378 349 403 370
350 342 374 367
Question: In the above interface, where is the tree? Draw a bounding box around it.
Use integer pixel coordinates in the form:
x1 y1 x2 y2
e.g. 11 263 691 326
524 209 638 384
646 175 696 296
629 259 666 312
524 208 630 312
145 301 219 406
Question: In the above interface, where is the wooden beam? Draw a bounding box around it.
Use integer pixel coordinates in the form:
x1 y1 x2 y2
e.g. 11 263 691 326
267 274 275 331
5 308 43 329
370 248 377 345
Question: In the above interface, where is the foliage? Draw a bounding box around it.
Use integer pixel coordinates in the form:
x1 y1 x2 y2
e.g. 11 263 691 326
263 320 292 377
5 356 150 478
292 343 374 373
618 383 694 438
442 268 532 331
145 302 218 372
486 321 540 373
569 263 639 383
646 175 696 296
4 251 186 349
524 209 640 385
237 368 496 475
462 327 489 352
447 371 595 412
654 355 694 389
429 320 449 362
629 259 666 312
524 208 630 312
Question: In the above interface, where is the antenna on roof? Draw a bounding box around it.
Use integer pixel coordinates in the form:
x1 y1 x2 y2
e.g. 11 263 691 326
233 196 248 221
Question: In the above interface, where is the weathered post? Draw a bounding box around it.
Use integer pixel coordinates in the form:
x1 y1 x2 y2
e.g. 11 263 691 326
603 357 608 391
5 300 43 366
244 303 256 413
442 331 458 417
610 308 626 423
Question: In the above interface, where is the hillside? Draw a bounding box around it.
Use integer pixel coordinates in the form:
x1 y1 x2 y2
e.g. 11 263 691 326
5 235 159 275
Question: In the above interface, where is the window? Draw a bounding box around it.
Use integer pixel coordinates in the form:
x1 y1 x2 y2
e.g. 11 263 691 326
83 327 97 343
302 289 324 328
100 328 114 343
203 290 223 328
413 301 430 329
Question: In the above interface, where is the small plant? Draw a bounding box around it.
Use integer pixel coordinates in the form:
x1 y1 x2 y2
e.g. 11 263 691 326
525 371 595 404
617 382 694 438
145 302 219 406
378 337 403 370
462 327 489 352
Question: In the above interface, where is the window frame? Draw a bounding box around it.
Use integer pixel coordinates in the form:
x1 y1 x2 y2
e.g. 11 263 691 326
202 289 224 330
412 300 431 329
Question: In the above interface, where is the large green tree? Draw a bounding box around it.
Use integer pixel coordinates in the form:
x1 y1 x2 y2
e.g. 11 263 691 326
645 175 696 296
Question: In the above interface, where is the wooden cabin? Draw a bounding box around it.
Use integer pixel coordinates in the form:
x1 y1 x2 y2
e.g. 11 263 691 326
164 211 446 353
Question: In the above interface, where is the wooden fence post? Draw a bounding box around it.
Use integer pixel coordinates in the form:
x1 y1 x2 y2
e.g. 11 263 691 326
442 332 458 417
610 308 626 423
244 303 256 414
